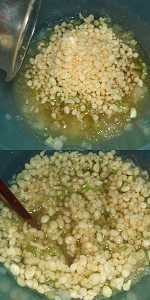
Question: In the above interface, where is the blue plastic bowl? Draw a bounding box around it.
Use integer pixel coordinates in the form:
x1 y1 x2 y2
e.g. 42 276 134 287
0 0 150 150
0 150 150 300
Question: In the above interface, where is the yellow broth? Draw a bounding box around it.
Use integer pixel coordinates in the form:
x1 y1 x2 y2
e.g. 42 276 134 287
13 19 150 145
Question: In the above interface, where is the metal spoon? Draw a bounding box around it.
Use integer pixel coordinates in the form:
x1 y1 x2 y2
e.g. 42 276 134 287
0 0 42 81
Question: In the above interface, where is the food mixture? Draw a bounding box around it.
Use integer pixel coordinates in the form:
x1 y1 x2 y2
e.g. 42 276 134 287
0 151 150 300
14 14 149 146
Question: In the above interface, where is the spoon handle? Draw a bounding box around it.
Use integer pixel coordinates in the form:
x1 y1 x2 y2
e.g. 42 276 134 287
0 178 41 230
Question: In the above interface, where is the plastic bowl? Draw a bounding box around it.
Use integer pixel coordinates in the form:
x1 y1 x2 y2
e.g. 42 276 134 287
0 150 150 300
0 0 150 150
